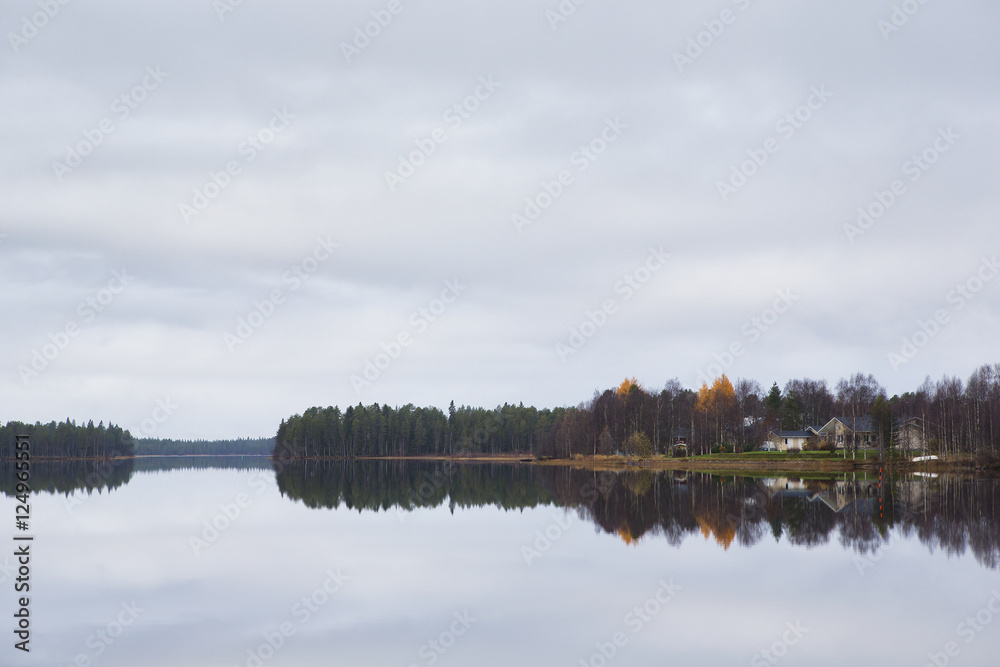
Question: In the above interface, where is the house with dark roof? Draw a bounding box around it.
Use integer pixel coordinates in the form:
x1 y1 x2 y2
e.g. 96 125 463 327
765 429 814 452
896 417 934 452
814 416 874 449
763 478 880 513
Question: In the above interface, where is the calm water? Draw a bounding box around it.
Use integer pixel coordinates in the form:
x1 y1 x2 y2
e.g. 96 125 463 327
2 458 999 666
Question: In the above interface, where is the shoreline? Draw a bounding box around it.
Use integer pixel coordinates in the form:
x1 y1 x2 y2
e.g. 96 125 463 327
304 453 1000 476
6 453 997 476
273 453 995 476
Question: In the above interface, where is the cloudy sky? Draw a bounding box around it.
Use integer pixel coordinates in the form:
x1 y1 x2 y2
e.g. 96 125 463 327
2 0 998 439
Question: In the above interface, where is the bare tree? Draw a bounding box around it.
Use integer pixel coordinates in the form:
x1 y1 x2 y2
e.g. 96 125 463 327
735 378 763 450
835 372 884 459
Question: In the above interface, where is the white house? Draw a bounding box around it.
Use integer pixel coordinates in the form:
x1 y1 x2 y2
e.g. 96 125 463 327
765 430 813 452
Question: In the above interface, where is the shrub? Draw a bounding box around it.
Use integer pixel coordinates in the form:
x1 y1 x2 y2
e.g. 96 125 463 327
624 431 653 458
787 447 802 455
805 440 835 452
975 451 1000 469
711 446 722 455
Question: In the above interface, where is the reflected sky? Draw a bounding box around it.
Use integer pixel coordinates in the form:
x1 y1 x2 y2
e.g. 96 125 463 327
2 463 999 667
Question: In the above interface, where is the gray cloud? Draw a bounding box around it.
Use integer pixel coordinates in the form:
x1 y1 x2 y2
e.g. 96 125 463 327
1 0 998 438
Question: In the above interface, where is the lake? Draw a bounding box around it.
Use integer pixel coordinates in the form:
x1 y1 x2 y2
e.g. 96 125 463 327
3 458 999 666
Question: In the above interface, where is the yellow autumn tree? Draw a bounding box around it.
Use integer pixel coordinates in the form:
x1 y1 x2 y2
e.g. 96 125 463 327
617 377 641 396
617 525 639 546
695 382 712 413
695 375 738 450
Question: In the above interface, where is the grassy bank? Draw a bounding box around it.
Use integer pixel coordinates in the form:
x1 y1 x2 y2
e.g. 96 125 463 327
534 452 992 475
264 450 999 476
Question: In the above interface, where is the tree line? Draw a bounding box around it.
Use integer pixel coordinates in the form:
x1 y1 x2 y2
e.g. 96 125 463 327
0 420 275 459
275 402 567 459
134 437 274 456
0 420 134 459
276 364 1000 459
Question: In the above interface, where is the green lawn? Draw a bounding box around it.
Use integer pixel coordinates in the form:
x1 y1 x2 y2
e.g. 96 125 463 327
690 451 839 460
682 449 893 461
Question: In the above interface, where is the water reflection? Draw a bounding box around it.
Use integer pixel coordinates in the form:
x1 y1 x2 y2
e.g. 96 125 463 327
273 460 1000 569
0 455 271 496
1 459 135 497
3 459 999 666
6 458 999 569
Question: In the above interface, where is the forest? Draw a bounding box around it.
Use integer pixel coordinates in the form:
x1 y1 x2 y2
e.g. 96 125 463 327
133 437 274 456
0 419 134 459
0 420 273 459
275 363 1000 460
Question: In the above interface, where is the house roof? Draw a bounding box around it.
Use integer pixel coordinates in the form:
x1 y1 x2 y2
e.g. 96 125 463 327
819 415 873 433
839 415 872 431
771 430 812 438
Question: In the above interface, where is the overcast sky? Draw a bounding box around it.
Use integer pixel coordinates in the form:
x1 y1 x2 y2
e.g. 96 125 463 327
2 0 998 439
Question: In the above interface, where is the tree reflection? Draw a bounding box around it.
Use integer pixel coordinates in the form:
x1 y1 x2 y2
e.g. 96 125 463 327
272 462 1000 568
